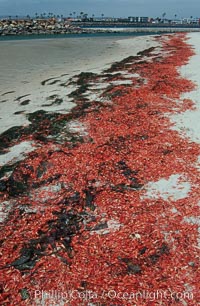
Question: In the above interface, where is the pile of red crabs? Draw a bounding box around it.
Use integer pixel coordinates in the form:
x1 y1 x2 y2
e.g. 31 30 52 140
0 33 199 305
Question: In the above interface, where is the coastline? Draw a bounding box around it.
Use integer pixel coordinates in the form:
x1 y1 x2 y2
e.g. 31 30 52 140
84 26 200 32
0 32 200 304
1 16 199 37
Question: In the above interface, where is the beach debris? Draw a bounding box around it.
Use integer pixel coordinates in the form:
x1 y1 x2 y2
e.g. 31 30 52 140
1 33 199 305
14 94 30 101
1 91 15 96
20 99 30 106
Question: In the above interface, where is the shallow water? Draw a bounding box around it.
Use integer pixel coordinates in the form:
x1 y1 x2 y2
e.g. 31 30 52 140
0 31 155 41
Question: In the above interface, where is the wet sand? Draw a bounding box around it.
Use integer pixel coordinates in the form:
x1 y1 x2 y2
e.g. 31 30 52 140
0 32 199 226
0 33 199 174
0 35 159 134
0 32 200 305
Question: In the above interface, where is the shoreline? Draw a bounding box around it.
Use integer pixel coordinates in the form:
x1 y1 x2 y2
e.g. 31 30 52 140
0 18 199 37
84 26 200 32
0 27 199 43
0 34 159 135
0 32 200 304
0 27 199 39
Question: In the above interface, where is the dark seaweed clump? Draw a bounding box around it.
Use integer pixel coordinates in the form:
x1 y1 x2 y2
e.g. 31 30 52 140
10 210 83 270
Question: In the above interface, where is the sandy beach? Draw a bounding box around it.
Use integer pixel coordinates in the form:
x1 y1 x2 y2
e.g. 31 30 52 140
0 32 200 305
171 32 200 143
0 35 158 134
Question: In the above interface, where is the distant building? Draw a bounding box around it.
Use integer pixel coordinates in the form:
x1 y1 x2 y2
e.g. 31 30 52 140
181 17 200 24
128 16 150 23
93 17 118 22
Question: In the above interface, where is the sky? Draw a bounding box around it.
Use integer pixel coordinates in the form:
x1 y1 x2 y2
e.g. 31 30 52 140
0 0 199 18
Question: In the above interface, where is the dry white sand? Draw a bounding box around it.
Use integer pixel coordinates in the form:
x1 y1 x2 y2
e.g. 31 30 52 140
171 32 200 144
143 174 191 201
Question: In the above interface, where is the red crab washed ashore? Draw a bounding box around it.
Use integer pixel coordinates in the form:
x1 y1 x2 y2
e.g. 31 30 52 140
0 33 199 305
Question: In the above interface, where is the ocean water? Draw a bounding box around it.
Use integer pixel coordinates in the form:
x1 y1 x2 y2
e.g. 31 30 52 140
0 31 156 41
